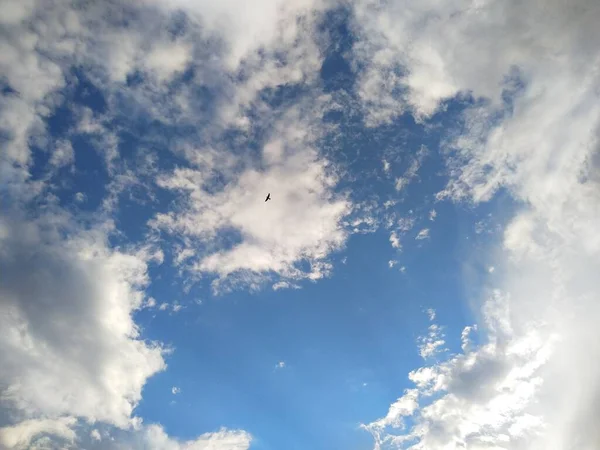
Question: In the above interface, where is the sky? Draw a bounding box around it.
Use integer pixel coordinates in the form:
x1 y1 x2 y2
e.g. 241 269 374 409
1 0 599 449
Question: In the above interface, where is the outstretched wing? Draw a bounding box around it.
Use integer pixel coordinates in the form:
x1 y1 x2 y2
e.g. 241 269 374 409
265 193 271 202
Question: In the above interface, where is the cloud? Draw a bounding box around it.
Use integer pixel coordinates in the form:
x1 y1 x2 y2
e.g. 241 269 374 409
417 311 446 359
460 325 477 352
354 0 600 448
362 389 419 443
425 308 435 321
171 387 181 395
0 214 166 429
417 324 445 359
138 425 251 450
364 292 557 449
414 229 429 240
90 429 102 441
275 361 286 369
153 102 351 291
149 0 326 72
394 146 428 192
49 139 74 169
396 217 415 233
388 260 398 268
272 281 300 291
382 159 391 175
0 417 77 450
389 232 401 250
0 209 251 448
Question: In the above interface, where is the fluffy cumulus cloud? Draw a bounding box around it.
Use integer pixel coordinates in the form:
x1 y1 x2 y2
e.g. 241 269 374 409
0 207 249 449
357 0 600 448
0 210 177 448
0 216 164 426
152 101 350 291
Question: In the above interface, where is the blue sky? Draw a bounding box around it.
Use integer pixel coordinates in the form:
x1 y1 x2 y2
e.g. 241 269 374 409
1 1 600 449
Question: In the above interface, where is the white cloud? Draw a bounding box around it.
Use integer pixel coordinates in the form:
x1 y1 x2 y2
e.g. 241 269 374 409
393 146 428 192
362 389 419 438
417 313 446 360
139 425 251 450
90 429 102 441
426 308 435 321
388 260 398 268
272 281 300 291
355 0 600 447
171 386 181 395
428 209 436 221
0 210 250 448
144 40 193 82
415 228 430 240
364 293 557 449
417 325 445 359
389 231 401 250
0 214 166 429
460 325 477 352
275 361 286 369
0 417 77 450
153 103 351 291
396 217 415 233
383 159 391 174
149 0 325 72
49 139 74 169
394 177 408 192
0 210 240 450
74 192 87 203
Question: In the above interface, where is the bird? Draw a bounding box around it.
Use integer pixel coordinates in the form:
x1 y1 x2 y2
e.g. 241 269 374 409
265 193 271 202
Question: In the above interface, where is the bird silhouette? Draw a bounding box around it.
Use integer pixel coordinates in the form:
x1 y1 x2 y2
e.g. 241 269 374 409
265 193 271 202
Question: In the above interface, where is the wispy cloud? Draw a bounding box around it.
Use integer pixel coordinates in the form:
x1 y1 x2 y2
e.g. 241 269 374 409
415 228 430 240
417 310 446 359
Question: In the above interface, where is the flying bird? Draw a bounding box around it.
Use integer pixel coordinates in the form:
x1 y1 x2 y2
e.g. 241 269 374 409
265 193 271 202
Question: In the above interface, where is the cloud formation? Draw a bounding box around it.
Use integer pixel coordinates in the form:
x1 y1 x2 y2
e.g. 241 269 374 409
357 0 600 447
0 214 165 429
2 0 599 449
153 102 351 291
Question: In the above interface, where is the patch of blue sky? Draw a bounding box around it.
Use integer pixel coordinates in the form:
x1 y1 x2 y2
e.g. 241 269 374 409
319 7 356 94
